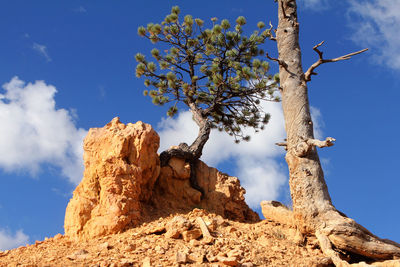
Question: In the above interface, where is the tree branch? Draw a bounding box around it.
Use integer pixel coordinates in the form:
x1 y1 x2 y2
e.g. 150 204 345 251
275 141 288 150
268 21 277 42
280 0 289 19
266 53 288 69
306 137 335 148
304 41 368 82
293 137 335 157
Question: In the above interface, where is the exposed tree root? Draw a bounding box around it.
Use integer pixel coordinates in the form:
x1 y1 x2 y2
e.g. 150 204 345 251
159 143 205 197
316 210 400 264
316 230 350 267
261 201 400 266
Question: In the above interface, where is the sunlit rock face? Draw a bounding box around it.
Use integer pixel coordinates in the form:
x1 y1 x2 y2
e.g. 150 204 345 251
64 117 258 240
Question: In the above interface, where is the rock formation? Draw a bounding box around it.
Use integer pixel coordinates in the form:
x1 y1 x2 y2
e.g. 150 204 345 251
261 200 294 227
64 118 258 240
64 118 161 240
153 158 259 222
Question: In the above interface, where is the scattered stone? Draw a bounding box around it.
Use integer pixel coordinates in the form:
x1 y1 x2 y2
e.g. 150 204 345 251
2 119 382 267
371 260 400 267
155 245 165 254
142 257 151 267
189 239 200 247
66 249 89 260
175 251 188 264
165 216 191 239
196 217 212 238
260 200 294 227
0 250 9 257
188 252 205 264
201 235 215 245
119 258 134 267
227 249 242 260
145 224 166 235
227 226 237 233
182 229 202 242
99 242 112 251
217 256 239 266
165 229 181 239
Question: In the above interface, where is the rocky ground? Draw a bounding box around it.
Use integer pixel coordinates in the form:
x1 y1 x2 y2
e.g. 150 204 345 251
0 209 331 267
3 119 399 267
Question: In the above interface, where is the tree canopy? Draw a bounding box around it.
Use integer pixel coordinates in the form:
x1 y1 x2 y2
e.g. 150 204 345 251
135 6 279 143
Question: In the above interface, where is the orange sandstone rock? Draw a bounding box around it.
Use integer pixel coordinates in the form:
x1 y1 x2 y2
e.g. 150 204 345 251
65 117 257 241
153 159 259 222
64 117 160 240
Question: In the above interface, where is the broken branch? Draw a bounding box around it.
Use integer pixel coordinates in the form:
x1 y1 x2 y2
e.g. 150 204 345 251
268 21 277 41
280 0 289 19
266 53 288 69
196 217 211 238
293 137 336 157
275 141 288 150
304 41 368 82
306 137 336 148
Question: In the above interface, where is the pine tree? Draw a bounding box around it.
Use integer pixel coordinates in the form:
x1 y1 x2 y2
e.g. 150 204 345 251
135 6 279 195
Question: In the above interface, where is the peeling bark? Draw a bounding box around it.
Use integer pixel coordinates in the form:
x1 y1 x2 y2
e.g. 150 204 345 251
275 0 400 263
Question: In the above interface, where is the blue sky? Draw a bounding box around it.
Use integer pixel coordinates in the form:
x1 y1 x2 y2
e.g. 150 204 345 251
1 0 400 250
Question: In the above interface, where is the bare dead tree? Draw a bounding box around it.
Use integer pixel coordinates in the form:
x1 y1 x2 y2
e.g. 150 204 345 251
271 0 400 265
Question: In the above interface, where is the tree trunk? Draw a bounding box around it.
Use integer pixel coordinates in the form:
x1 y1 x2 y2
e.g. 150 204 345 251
187 103 212 160
159 103 210 196
275 0 400 263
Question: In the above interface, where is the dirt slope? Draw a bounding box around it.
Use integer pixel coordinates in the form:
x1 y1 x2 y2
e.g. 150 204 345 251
0 209 331 267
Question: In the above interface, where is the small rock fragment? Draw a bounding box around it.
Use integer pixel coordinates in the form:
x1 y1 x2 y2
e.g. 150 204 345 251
165 229 181 239
66 249 89 260
124 244 136 252
145 224 166 235
165 216 191 239
201 235 215 245
189 239 200 247
188 252 205 264
142 257 151 267
227 226 237 233
196 217 212 238
99 242 112 250
217 256 239 266
119 259 134 267
182 229 202 242
155 245 165 254
227 249 242 259
175 251 188 264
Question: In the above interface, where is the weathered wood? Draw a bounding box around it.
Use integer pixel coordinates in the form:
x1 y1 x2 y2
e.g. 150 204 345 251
275 0 400 263
196 217 212 238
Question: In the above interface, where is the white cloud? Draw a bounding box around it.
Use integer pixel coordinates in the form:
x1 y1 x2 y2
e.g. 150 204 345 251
310 106 323 140
158 101 288 208
0 77 87 184
0 229 29 251
74 6 87 13
301 0 330 11
32 43 51 62
237 158 287 207
348 0 400 70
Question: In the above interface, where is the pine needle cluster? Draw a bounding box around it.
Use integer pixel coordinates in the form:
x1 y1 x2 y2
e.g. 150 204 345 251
135 6 279 142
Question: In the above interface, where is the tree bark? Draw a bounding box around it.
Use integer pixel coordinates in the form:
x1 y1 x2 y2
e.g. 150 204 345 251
187 103 212 159
275 0 400 263
159 103 210 197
